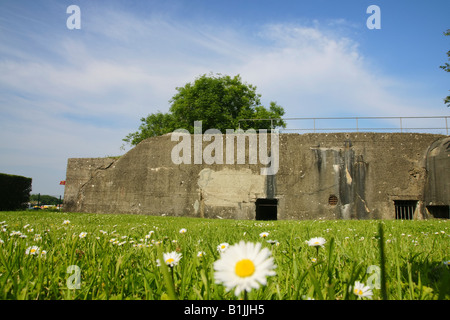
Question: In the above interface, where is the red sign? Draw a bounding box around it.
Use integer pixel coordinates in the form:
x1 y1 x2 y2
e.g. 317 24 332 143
60 181 66 185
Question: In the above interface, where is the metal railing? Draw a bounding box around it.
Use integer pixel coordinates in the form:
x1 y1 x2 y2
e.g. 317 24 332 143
238 116 449 135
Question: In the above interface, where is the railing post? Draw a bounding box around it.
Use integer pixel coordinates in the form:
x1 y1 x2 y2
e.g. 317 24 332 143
446 117 448 135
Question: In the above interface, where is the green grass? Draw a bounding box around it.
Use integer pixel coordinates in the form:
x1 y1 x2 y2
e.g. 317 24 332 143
0 211 448 300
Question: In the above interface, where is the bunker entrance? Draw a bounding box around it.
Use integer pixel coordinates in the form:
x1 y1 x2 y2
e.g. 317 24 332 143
255 198 278 220
427 206 450 219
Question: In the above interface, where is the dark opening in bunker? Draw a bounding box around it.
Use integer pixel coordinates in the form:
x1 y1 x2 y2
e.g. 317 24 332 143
255 198 278 220
394 200 418 220
427 206 450 219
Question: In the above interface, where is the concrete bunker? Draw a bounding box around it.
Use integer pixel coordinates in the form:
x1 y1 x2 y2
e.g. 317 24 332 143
63 132 449 220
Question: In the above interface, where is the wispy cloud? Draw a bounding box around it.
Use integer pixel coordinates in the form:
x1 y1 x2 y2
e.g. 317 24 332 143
234 22 438 118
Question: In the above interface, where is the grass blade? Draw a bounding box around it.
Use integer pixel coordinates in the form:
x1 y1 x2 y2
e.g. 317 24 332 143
378 223 388 300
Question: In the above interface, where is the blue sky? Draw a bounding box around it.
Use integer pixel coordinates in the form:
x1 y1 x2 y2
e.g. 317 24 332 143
0 0 449 196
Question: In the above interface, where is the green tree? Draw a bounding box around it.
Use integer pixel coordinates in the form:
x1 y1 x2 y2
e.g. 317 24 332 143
123 73 286 146
440 29 450 107
123 112 176 147
30 194 61 206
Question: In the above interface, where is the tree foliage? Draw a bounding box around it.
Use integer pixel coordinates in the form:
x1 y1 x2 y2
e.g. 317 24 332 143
440 29 450 107
30 194 62 206
123 73 286 146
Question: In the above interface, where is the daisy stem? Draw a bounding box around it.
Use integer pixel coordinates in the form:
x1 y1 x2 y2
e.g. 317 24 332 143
156 244 178 300
170 266 175 291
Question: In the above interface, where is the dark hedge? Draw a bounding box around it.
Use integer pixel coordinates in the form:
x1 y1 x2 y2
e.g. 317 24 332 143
0 173 32 211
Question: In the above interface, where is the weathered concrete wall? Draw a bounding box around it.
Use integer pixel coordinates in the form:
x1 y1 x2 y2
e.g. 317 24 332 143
424 137 450 218
276 133 446 220
64 134 271 219
64 157 117 213
64 132 448 220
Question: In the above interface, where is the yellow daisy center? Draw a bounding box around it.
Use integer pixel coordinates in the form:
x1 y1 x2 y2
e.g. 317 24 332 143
30 249 36 253
235 259 255 278
354 288 363 295
166 258 175 264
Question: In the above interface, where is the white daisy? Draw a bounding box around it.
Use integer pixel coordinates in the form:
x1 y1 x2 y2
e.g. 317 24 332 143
197 251 205 258
259 232 269 238
79 232 87 239
213 241 276 297
62 220 70 225
352 281 373 300
157 251 182 267
307 237 326 247
179 228 187 234
25 246 40 256
217 242 229 253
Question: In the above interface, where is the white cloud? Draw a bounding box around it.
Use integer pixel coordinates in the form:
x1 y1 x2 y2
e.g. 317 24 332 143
231 23 433 119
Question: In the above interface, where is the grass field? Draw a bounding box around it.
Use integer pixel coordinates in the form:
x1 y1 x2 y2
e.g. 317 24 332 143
0 211 448 300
